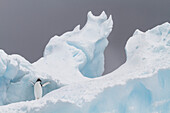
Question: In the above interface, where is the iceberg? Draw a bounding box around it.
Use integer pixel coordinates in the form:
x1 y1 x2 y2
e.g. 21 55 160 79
0 11 170 113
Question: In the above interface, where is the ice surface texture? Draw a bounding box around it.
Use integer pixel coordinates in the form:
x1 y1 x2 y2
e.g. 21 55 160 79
0 11 170 113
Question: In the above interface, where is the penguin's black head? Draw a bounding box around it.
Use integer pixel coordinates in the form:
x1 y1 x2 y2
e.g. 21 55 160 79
36 78 42 82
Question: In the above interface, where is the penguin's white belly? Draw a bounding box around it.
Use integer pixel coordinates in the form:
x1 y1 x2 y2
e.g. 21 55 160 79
34 82 42 99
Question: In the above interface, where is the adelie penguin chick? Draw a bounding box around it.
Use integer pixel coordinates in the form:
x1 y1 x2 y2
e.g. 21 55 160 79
30 78 50 100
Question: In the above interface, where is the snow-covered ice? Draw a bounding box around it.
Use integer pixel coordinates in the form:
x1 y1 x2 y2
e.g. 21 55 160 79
0 11 169 113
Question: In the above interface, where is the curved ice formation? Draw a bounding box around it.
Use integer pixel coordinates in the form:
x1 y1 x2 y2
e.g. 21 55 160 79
34 11 113 78
0 11 113 106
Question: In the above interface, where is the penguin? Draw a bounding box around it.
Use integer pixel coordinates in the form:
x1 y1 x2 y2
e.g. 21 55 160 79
30 78 50 100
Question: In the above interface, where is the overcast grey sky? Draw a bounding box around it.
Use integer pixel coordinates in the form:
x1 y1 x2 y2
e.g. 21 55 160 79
0 0 170 75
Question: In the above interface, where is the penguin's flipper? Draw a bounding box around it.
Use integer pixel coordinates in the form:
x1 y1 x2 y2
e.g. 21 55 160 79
30 81 35 85
42 82 50 87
